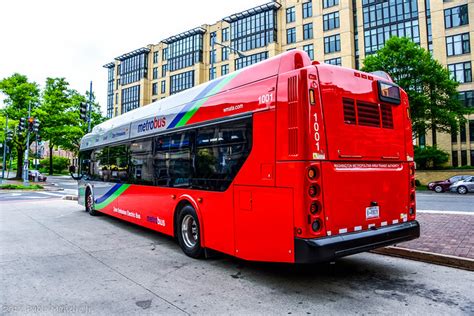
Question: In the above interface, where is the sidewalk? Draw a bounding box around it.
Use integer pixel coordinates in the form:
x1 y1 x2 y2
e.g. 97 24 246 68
397 212 473 259
375 211 474 271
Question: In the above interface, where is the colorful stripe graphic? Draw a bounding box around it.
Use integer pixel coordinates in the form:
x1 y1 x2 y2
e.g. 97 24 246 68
94 183 130 210
167 71 241 129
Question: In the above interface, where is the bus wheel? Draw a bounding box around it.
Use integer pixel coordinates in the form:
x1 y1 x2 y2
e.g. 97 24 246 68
85 190 99 216
177 206 204 258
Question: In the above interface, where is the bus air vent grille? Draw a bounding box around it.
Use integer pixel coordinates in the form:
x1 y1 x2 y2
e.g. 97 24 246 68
381 104 394 129
288 76 298 156
343 98 356 125
357 101 380 127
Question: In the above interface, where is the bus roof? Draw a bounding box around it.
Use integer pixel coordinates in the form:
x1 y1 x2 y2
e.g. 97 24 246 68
80 50 312 150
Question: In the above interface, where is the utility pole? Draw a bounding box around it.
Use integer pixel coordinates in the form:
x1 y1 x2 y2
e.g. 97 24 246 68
1 114 8 184
88 81 93 133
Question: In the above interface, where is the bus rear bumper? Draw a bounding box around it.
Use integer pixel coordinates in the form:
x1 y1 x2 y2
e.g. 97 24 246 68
294 220 420 263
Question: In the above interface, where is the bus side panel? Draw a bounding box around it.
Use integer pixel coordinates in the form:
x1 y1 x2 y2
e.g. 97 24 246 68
90 181 120 215
186 77 277 126
117 185 175 236
233 110 276 187
197 191 235 255
234 186 294 262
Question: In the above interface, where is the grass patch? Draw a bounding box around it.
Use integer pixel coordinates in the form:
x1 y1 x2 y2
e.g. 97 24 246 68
416 185 428 191
0 184 44 190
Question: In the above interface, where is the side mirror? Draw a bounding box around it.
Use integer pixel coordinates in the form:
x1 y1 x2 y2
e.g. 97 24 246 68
69 165 76 173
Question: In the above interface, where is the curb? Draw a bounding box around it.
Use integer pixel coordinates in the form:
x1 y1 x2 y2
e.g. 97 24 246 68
63 195 78 201
372 246 474 271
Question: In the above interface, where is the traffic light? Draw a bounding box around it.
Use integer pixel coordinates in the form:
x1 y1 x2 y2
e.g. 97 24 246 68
6 130 13 142
33 118 40 133
28 117 34 131
80 102 88 122
18 117 26 132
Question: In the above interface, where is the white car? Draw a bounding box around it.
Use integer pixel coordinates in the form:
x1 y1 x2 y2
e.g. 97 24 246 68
449 176 474 194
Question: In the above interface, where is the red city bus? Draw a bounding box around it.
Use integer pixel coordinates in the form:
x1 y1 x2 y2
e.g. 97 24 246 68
76 50 419 263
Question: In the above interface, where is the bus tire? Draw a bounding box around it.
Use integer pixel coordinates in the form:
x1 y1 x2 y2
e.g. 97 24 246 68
85 189 100 216
177 205 204 259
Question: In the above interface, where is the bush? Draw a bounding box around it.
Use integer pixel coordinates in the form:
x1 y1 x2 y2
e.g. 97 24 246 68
0 184 43 190
414 146 449 170
39 156 71 174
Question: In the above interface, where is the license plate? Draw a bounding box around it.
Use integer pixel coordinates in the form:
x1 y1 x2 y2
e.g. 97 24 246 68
366 206 380 219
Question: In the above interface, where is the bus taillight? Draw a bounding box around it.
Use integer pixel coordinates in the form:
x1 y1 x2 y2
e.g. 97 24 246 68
306 163 325 236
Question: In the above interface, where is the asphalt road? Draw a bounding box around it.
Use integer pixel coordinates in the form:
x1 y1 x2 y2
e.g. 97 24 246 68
1 199 473 315
415 191 474 213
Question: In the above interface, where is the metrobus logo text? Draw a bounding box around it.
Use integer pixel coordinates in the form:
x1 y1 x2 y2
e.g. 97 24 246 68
137 117 166 133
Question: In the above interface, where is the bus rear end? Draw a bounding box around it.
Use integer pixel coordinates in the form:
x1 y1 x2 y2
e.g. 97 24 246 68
293 63 419 263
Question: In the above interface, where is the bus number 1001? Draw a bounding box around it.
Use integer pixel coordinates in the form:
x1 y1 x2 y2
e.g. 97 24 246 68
258 93 273 104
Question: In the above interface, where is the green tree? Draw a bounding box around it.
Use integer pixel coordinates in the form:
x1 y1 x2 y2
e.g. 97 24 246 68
0 74 40 179
414 146 449 169
362 37 472 146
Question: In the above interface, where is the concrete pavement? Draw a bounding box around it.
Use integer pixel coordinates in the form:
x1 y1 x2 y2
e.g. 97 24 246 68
1 199 474 315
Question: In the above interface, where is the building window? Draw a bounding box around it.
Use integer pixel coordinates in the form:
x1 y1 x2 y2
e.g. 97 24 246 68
222 28 229 42
470 120 474 142
287 27 296 44
325 57 342 65
286 7 295 23
121 85 140 114
303 44 314 60
221 64 229 76
210 32 216 46
209 49 216 64
235 51 268 70
152 83 158 95
303 23 313 40
451 128 458 143
170 70 194 95
444 5 469 29
362 0 420 55
459 90 474 107
119 52 149 85
471 150 474 167
460 124 467 143
419 133 426 148
153 51 159 64
324 34 341 54
209 67 216 80
161 80 166 94
448 62 472 83
303 1 312 19
323 12 340 31
162 64 168 77
167 33 204 72
153 67 158 80
106 67 114 118
461 150 467 166
228 8 278 52
446 33 470 56
162 48 168 61
323 0 338 9
452 151 458 167
221 47 229 61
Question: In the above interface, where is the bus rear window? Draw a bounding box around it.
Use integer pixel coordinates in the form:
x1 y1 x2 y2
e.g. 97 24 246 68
378 81 400 105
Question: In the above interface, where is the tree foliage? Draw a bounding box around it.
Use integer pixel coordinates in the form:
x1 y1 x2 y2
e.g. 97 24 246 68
1 74 106 177
0 74 40 178
362 37 472 145
414 146 449 170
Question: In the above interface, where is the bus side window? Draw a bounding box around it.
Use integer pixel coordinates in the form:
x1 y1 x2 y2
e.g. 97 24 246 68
108 145 129 183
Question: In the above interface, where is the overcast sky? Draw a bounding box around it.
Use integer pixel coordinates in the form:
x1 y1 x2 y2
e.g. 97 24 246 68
0 0 268 114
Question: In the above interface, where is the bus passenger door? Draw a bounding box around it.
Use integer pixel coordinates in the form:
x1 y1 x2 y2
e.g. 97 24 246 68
233 186 294 263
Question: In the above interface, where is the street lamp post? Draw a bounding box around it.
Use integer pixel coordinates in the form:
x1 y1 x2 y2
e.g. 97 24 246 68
23 104 32 185
210 37 246 80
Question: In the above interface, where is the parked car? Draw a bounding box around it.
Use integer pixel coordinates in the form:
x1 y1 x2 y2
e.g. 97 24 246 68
449 176 474 194
28 170 47 182
427 175 472 193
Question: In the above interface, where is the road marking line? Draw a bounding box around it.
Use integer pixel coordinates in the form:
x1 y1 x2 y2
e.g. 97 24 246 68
417 210 474 215
37 192 65 197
